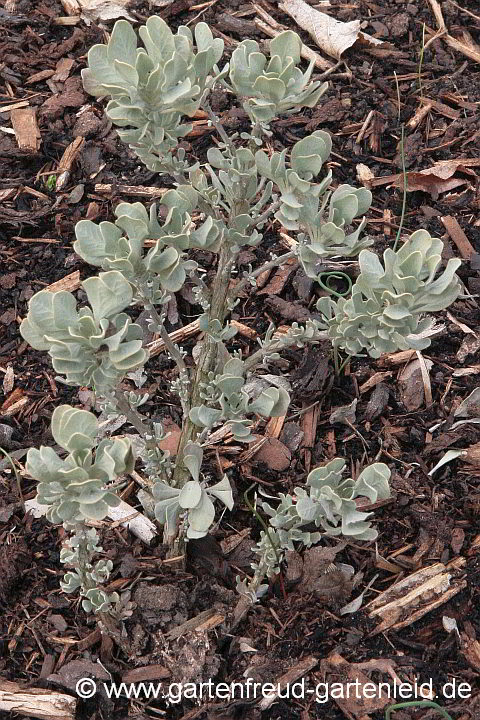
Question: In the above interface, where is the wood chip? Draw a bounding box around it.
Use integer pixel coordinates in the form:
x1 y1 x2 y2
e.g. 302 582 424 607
166 608 225 640
94 183 168 198
10 108 41 152
122 665 170 683
56 136 84 191
320 652 392 718
258 656 318 711
26 69 56 85
366 557 467 634
0 679 76 720
46 271 81 293
0 100 29 113
441 215 475 259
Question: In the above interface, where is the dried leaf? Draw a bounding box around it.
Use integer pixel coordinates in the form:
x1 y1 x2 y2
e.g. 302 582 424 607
77 0 134 23
392 159 476 199
252 437 291 471
280 0 383 60
329 398 357 425
340 573 378 615
428 449 467 476
443 616 460 637
398 358 433 411
454 388 480 418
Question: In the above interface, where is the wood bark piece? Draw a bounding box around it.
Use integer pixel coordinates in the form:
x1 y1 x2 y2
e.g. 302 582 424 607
166 608 225 640
365 557 467 635
56 137 84 191
10 108 41 152
441 215 475 260
60 0 80 14
320 652 393 719
94 183 167 198
258 656 318 711
0 679 76 720
427 0 480 64
46 271 81 293
147 319 256 357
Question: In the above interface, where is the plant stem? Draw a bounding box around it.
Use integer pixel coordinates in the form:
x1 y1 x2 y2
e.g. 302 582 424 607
393 124 407 252
202 101 236 156
172 242 236 490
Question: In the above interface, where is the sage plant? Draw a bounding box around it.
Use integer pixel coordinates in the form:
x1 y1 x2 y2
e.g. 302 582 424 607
238 458 391 603
20 17 461 612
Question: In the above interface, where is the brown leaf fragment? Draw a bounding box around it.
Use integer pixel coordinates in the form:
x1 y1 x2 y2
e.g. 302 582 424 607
158 418 182 457
363 382 389 422
398 358 433 411
450 527 465 554
280 0 383 60
252 437 291 471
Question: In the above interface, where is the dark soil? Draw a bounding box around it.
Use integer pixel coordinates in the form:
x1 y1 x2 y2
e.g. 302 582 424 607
1 0 479 718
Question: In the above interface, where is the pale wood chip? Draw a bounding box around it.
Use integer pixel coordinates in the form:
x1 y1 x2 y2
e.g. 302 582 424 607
10 107 41 151
46 271 81 293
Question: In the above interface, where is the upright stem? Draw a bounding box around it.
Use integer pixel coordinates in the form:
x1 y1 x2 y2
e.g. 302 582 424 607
172 243 235 489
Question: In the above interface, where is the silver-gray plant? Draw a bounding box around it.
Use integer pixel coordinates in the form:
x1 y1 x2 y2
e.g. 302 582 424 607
238 458 391 603
26 406 134 613
316 230 462 358
21 16 456 619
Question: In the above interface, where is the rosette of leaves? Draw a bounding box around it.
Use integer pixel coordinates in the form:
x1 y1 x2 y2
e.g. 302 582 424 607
189 356 290 442
228 31 328 124
255 131 333 230
317 230 462 358
153 441 233 539
82 17 225 170
74 192 222 296
20 271 147 389
250 458 391 581
297 185 373 277
205 146 274 246
26 405 134 524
